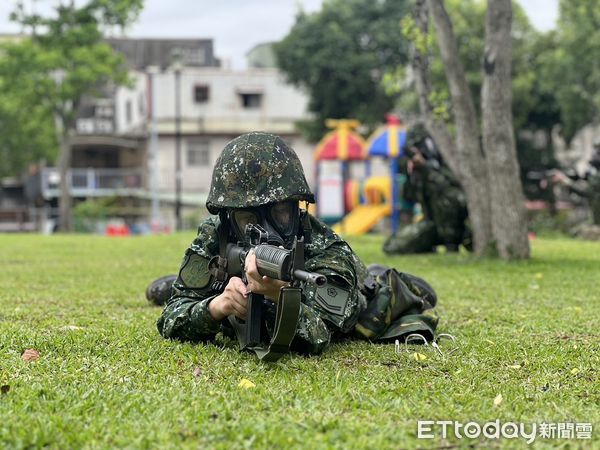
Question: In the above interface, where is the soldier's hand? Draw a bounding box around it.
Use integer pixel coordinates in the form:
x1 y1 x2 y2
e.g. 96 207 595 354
245 250 289 303
208 276 249 321
411 149 425 167
551 170 571 186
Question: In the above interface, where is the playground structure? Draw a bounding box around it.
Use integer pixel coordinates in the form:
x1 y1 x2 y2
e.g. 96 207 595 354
314 116 407 235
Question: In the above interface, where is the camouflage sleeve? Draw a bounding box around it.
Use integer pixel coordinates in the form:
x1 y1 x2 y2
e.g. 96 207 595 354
156 293 221 342
156 218 222 342
303 240 366 334
293 219 367 349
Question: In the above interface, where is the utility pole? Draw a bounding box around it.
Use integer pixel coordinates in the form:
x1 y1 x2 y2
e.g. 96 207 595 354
174 63 182 231
147 66 160 230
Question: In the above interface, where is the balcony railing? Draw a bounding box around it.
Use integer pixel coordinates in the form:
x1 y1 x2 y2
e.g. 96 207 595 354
41 168 146 198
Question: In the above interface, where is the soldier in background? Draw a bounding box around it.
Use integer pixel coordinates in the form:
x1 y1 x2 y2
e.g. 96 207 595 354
384 123 472 254
149 132 440 356
551 145 600 238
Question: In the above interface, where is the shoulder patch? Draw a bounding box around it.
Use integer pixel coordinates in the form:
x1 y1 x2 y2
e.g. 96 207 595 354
314 284 350 316
179 253 211 289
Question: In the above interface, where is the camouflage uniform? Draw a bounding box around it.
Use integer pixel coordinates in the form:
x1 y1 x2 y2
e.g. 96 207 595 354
567 172 600 226
384 124 471 254
155 132 439 355
563 164 600 240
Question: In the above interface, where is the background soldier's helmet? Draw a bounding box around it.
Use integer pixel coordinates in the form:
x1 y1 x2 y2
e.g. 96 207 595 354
404 122 441 162
404 122 429 150
206 132 315 214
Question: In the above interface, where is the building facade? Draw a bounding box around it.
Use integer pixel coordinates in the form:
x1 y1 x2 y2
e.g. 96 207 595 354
36 38 315 230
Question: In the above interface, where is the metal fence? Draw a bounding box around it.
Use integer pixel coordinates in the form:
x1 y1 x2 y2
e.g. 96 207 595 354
42 168 145 198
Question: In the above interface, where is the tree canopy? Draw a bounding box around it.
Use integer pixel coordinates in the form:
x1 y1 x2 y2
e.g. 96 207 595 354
395 0 557 133
274 0 412 141
0 0 144 179
1 0 143 230
545 0 600 141
0 40 57 178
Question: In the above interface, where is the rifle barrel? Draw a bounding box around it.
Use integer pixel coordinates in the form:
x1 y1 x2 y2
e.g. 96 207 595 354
293 269 326 287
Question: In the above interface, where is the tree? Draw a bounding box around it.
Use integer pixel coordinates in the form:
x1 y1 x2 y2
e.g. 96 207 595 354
393 0 561 180
545 0 600 141
274 0 411 141
0 41 57 178
481 0 529 258
409 0 529 259
6 0 143 231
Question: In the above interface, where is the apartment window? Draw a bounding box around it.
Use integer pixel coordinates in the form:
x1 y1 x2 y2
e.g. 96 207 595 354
240 93 262 108
187 140 210 166
194 85 210 103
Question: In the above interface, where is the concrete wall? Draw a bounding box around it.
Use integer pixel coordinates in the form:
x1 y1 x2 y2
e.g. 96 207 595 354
114 71 147 134
157 135 317 195
151 67 309 134
149 66 316 196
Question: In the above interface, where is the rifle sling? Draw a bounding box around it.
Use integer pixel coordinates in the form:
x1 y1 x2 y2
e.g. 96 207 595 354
227 287 302 362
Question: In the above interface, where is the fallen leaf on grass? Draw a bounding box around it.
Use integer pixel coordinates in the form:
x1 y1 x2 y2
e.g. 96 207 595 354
493 394 503 406
60 325 84 331
192 366 202 377
1 385 9 394
508 365 521 369
238 378 256 389
413 352 428 362
570 368 580 375
21 349 40 362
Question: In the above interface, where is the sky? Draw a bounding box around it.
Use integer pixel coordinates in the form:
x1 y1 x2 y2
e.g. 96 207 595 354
0 0 559 69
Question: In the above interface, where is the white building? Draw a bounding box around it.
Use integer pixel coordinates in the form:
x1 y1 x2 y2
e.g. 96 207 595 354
149 66 315 198
36 38 316 229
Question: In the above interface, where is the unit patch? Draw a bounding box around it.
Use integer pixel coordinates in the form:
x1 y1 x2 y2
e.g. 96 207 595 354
179 253 211 288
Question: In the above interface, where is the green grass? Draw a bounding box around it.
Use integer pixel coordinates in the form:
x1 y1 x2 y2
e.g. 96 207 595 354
0 233 598 449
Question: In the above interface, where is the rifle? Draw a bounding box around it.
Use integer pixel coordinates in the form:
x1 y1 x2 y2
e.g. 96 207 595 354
223 224 326 361
525 168 579 182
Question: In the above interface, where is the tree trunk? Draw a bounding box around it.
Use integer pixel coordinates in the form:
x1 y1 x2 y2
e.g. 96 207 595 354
427 0 493 256
411 0 459 176
481 0 530 259
55 113 73 232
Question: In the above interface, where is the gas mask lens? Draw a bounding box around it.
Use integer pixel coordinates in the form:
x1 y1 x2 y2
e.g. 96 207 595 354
269 201 295 236
231 210 258 237
229 202 299 245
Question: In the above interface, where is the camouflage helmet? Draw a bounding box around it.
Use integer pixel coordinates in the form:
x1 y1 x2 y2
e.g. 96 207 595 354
404 122 429 150
206 132 315 214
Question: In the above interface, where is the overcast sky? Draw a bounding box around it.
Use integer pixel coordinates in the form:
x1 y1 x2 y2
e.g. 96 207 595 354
0 0 559 69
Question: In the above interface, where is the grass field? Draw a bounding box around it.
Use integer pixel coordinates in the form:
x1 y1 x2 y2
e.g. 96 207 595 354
0 233 598 449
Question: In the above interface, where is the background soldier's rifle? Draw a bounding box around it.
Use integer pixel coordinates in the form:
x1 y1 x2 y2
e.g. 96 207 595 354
222 224 326 361
525 168 579 183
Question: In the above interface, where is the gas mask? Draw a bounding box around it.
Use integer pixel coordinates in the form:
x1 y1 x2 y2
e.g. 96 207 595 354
229 201 300 248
